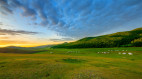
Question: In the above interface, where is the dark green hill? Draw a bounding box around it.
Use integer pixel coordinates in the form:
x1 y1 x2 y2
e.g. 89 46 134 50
53 27 142 48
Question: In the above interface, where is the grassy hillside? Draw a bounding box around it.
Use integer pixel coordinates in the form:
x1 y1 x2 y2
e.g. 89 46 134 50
53 28 142 48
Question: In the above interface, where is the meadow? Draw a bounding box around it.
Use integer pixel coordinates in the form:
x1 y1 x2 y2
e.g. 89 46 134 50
0 47 142 79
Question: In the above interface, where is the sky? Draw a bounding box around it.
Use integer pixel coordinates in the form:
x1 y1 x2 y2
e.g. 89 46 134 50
0 0 142 47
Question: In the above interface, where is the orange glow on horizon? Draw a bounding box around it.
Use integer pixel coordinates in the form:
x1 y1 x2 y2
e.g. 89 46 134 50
0 41 74 47
0 34 74 47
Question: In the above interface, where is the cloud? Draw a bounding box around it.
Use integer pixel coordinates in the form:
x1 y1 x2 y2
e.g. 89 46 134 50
0 0 142 38
0 22 3 25
0 0 13 14
0 28 38 35
49 37 74 42
0 0 37 19
0 37 9 39
0 22 14 28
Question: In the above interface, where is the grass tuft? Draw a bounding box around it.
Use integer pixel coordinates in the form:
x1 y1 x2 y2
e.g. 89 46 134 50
62 58 86 63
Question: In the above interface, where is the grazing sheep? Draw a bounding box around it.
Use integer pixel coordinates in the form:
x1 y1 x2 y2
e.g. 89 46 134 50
128 52 133 55
104 52 106 54
122 52 126 55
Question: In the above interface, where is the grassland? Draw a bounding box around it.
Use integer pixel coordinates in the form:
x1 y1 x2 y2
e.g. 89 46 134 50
0 47 142 79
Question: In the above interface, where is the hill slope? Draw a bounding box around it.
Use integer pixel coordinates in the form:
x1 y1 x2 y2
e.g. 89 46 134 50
53 27 142 48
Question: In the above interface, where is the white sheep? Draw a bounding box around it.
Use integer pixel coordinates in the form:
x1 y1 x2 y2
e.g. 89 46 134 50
128 52 133 55
122 52 126 55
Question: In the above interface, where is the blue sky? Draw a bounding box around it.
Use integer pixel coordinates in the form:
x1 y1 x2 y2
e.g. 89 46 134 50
0 0 142 47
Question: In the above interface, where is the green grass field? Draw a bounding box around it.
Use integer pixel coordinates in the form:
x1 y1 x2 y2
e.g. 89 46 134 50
0 47 142 79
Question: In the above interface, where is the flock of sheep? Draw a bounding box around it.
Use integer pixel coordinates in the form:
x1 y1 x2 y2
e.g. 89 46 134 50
49 49 133 55
97 50 133 55
97 52 133 55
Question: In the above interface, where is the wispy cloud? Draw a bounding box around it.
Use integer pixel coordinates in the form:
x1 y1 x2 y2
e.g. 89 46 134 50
0 37 9 39
0 22 3 25
0 28 38 35
49 38 74 42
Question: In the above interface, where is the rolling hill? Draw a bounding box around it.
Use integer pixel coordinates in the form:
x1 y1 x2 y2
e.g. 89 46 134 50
53 27 142 48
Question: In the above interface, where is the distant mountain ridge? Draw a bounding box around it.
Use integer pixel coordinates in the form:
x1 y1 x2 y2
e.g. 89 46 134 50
5 45 54 49
0 45 54 54
53 27 142 48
